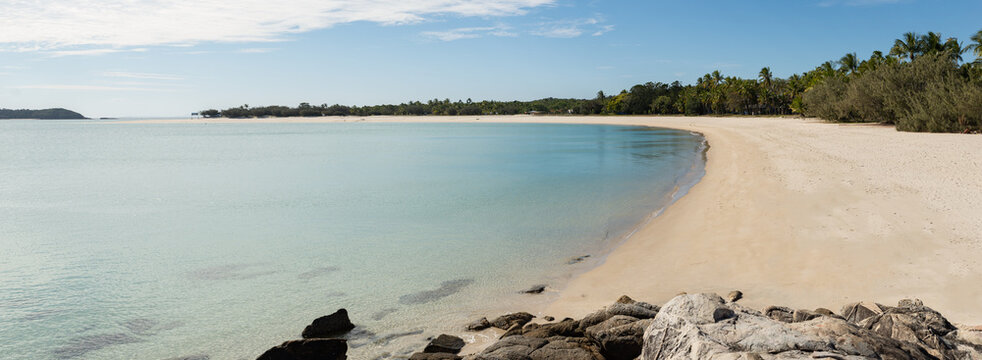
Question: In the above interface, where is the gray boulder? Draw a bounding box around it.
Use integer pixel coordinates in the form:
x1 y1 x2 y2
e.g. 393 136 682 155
474 335 548 360
641 293 934 360
579 302 659 331
520 319 583 339
301 309 355 339
840 302 891 324
256 339 347 360
528 337 603 360
858 299 957 359
586 316 652 360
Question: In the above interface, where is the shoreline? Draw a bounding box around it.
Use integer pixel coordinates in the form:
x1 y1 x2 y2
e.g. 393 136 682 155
115 115 982 327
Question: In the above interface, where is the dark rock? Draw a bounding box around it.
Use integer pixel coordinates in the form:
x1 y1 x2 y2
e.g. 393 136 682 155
423 334 465 354
589 318 653 360
792 309 820 323
712 307 736 322
257 339 347 360
501 323 525 338
409 353 461 360
522 285 546 294
543 316 554 322
476 335 548 359
490 312 535 330
466 317 491 331
522 319 583 339
763 305 794 323
567 255 591 264
579 302 658 331
615 295 635 304
301 309 355 339
726 290 743 303
528 337 604 360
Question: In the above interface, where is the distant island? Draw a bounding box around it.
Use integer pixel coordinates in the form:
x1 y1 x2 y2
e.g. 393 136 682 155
0 108 86 120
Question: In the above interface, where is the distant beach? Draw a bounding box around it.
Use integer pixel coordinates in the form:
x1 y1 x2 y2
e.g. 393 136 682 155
121 115 982 327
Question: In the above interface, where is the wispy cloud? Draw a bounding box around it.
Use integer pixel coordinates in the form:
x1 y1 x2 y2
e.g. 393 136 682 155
46 48 147 57
237 48 276 54
11 84 173 92
532 17 611 38
422 25 516 41
103 71 184 80
0 1 555 51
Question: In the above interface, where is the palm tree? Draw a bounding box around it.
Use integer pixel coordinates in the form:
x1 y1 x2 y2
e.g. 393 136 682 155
942 38 966 63
839 53 859 74
758 67 773 88
891 32 921 61
920 32 944 55
968 29 982 62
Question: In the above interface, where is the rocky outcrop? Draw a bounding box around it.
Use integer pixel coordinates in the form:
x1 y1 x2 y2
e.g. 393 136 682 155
256 339 347 360
466 317 491 331
639 293 981 360
301 309 355 339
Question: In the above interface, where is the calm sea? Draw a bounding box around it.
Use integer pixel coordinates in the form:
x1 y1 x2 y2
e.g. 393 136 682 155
0 120 705 359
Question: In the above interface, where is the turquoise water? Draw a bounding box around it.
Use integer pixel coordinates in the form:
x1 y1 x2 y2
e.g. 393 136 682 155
0 120 705 359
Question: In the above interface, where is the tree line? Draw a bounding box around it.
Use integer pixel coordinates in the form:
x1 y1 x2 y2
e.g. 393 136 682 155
201 29 982 133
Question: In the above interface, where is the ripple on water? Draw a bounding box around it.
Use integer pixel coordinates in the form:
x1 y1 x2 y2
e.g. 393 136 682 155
297 266 340 279
187 263 277 280
52 333 142 359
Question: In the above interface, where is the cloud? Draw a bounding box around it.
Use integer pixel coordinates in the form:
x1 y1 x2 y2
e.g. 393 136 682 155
532 17 611 38
422 25 515 41
237 48 276 53
0 0 555 51
103 71 184 80
46 48 147 57
11 84 173 92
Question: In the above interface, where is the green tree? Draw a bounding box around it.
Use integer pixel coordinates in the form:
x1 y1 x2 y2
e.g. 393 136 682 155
839 53 859 75
891 32 921 61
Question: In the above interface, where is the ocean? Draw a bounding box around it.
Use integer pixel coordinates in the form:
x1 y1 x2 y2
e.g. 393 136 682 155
0 120 705 359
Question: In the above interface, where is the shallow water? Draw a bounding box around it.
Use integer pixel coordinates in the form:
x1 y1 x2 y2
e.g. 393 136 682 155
0 121 704 359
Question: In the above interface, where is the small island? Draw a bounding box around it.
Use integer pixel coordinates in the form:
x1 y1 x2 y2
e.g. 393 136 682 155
0 108 86 120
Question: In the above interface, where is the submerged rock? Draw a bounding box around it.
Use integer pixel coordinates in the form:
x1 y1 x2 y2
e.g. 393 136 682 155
301 309 355 339
399 279 474 305
522 285 547 294
256 339 346 360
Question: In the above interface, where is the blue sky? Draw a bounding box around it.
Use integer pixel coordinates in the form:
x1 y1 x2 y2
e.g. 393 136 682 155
1 0 980 117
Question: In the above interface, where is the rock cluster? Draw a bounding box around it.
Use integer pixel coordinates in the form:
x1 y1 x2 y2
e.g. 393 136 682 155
257 309 353 360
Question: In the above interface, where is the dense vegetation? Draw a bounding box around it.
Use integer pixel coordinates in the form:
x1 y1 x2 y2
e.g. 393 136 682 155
202 29 982 133
0 108 86 119
802 30 982 132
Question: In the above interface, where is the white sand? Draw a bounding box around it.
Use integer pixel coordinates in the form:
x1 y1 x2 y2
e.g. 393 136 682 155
118 115 982 324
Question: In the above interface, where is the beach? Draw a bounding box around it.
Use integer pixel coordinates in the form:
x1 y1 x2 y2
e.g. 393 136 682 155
120 115 982 326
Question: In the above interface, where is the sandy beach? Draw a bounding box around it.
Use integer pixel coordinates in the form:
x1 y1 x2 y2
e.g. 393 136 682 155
119 115 982 325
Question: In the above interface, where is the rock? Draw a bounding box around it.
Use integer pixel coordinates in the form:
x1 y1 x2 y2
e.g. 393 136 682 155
301 309 355 339
640 293 934 360
501 323 525 338
409 353 461 360
764 305 794 323
579 302 659 331
466 317 491 331
528 337 604 360
568 255 591 264
792 309 820 323
840 302 890 324
586 316 652 360
727 290 743 303
423 334 465 354
615 295 635 304
490 312 535 330
521 319 583 339
475 335 548 359
543 316 554 322
256 339 347 360
858 300 958 359
522 285 546 294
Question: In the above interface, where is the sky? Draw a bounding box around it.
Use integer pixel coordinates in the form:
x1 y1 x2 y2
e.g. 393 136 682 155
1 0 980 117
